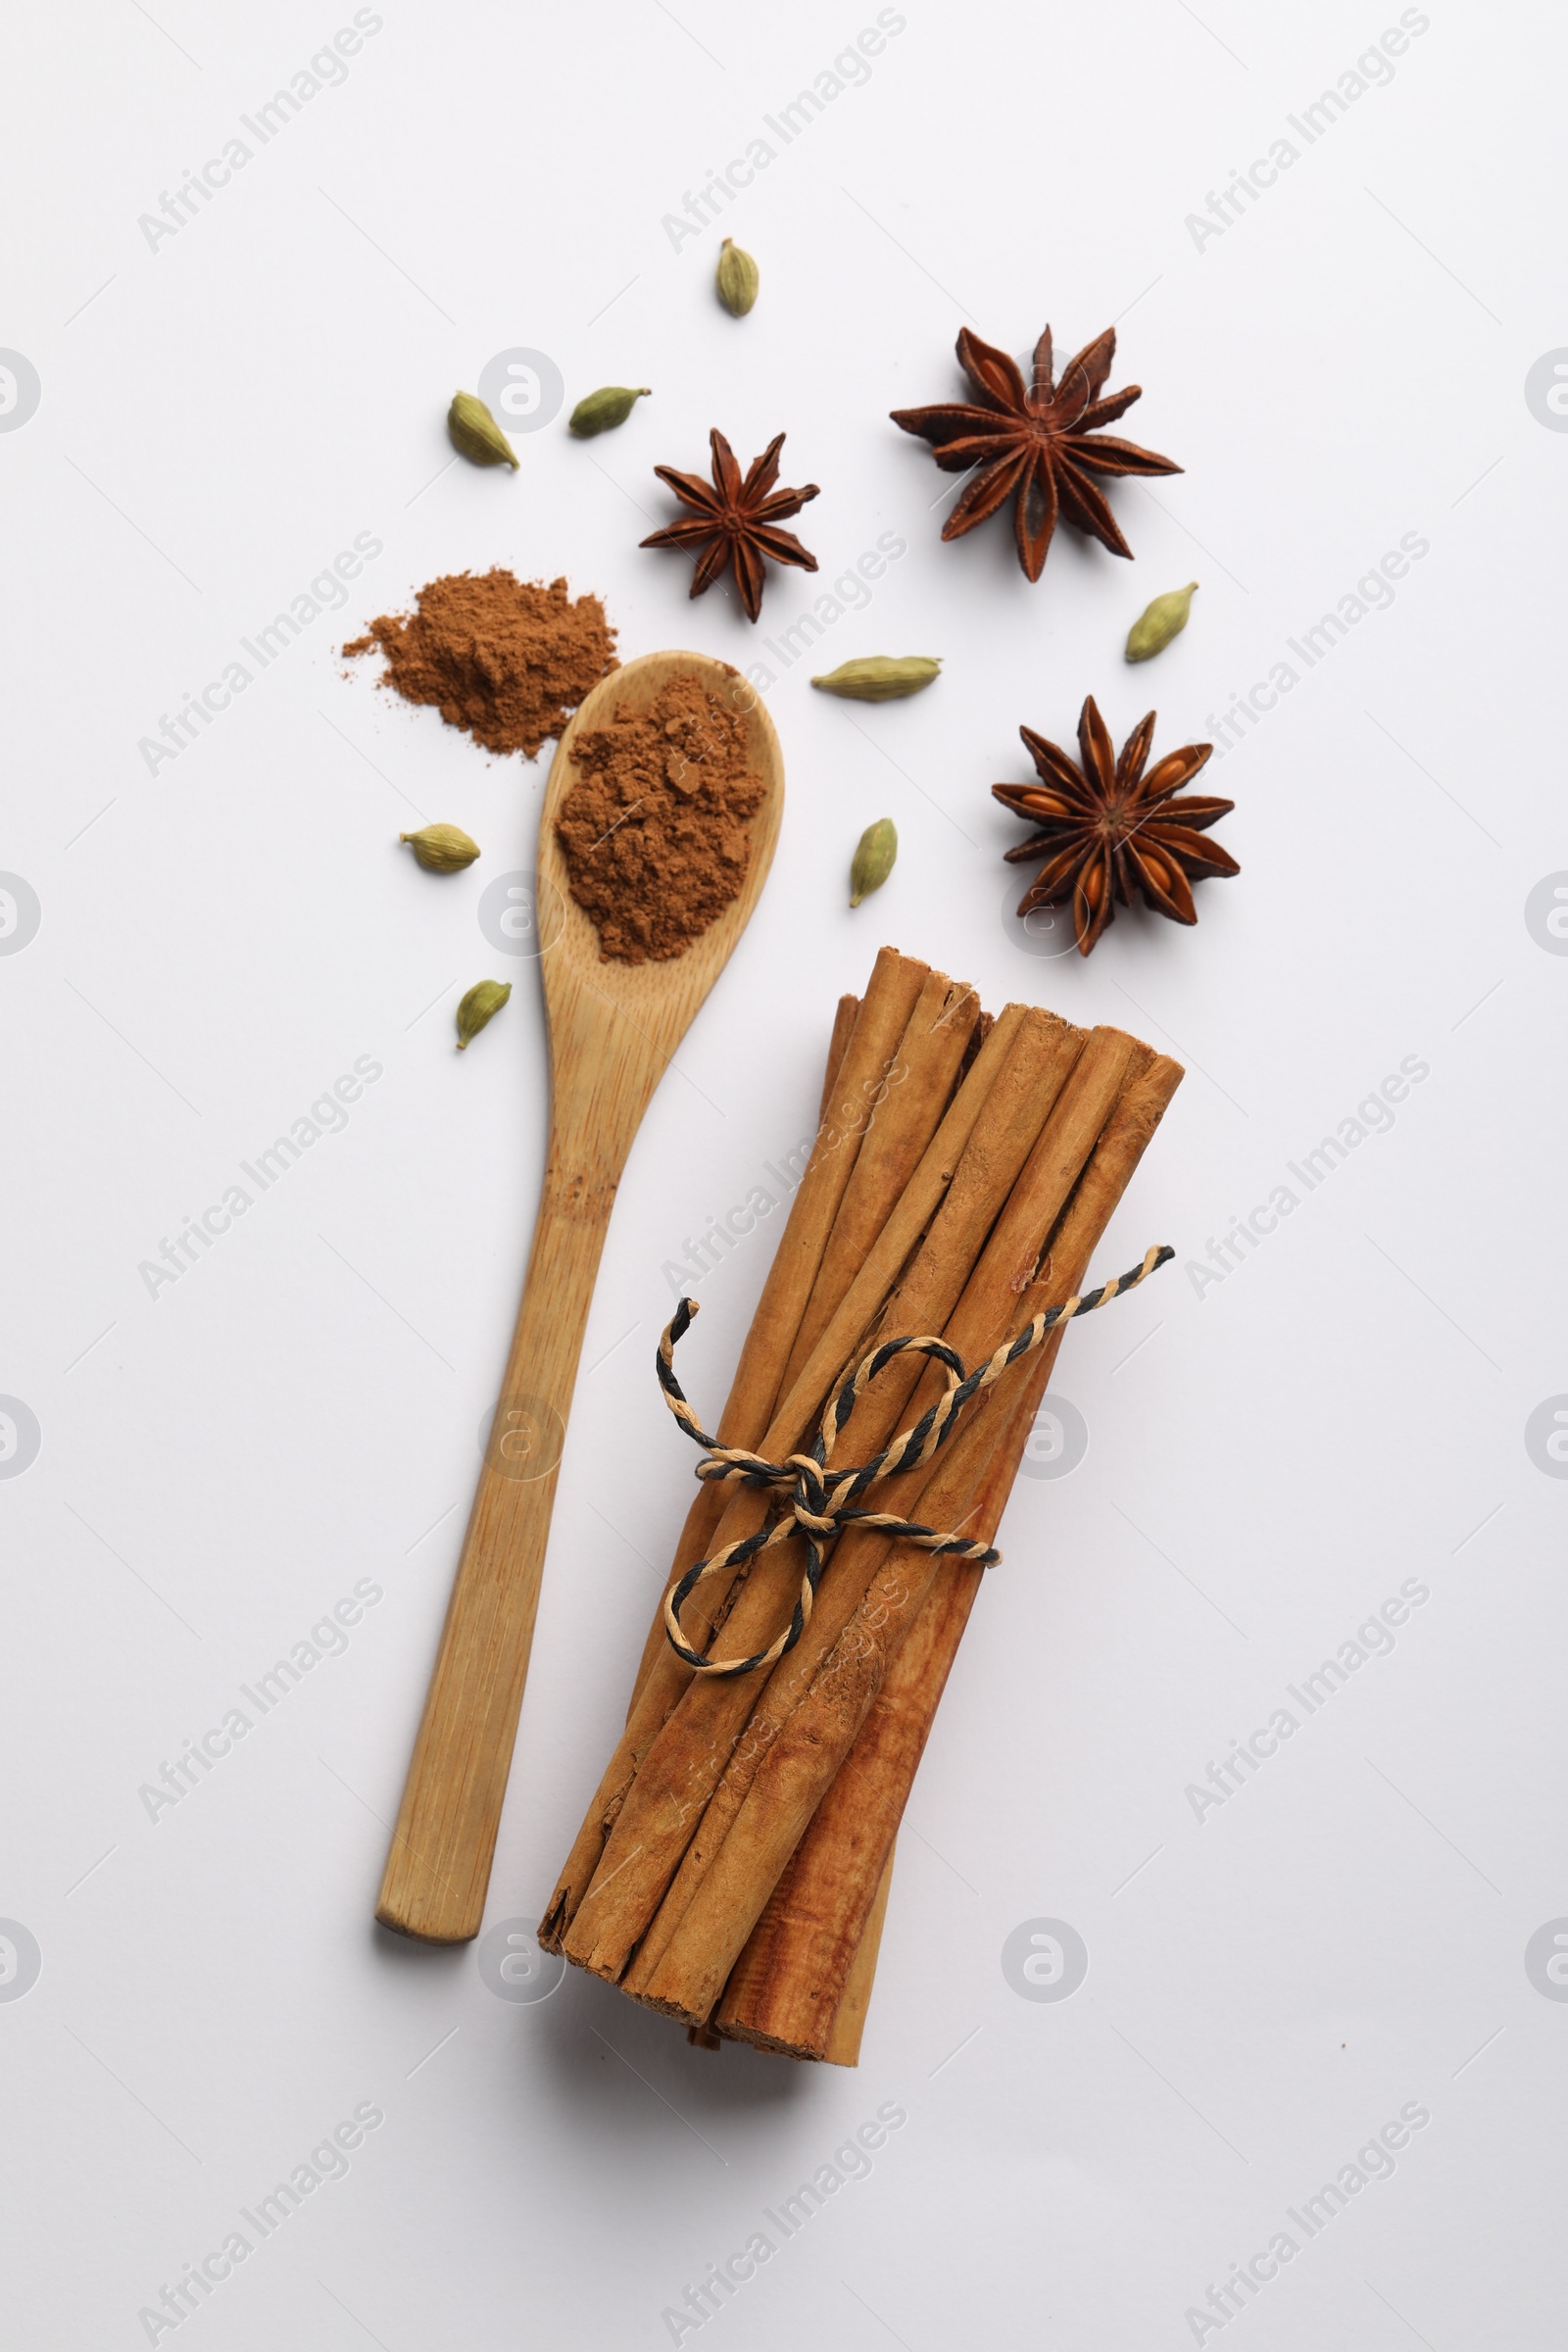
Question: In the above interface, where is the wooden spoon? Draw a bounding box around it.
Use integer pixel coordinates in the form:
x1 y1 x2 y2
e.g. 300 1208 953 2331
376 651 783 1943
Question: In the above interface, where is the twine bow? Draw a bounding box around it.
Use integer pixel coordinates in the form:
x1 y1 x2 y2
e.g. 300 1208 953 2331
655 1242 1173 1678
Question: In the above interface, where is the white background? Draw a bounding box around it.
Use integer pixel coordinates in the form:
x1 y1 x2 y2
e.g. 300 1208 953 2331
5 2 1567 2344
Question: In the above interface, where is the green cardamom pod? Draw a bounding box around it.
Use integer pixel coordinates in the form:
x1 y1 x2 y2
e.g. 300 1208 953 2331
811 656 942 702
448 391 518 470
456 978 512 1050
715 237 760 317
1125 580 1198 663
568 384 652 438
850 818 898 908
400 822 480 873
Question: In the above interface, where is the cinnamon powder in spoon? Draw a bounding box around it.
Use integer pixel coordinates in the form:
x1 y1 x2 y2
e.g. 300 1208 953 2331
555 671 765 962
344 569 617 760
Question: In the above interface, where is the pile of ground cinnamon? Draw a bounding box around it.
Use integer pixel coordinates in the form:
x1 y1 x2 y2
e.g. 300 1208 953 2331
555 672 764 962
343 570 617 759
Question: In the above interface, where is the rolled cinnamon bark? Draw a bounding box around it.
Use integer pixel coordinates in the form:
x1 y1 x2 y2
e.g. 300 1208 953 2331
621 1027 1135 1998
741 1003 1027 1505
539 955 975 1947
657 952 926 1599
783 984 979 1387
626 1036 1142 2021
821 1852 893 2067
697 970 990 1662
618 1003 1029 1707
553 1008 1091 1977
619 986 843 1715
820 994 861 1124
661 947 928 1569
624 998 860 1726
715 1049 1183 2058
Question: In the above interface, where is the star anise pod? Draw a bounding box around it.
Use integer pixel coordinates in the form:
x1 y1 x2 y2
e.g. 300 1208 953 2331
891 324 1180 580
996 696 1237 956
640 428 819 622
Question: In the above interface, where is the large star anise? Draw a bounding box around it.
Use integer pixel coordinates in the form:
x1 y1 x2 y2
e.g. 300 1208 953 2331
640 429 819 622
996 696 1238 956
891 324 1180 580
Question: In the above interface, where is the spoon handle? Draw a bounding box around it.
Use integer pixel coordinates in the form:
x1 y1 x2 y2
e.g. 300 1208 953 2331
374 1128 621 1943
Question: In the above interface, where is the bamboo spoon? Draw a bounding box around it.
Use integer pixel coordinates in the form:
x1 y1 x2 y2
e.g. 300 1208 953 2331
376 652 783 1943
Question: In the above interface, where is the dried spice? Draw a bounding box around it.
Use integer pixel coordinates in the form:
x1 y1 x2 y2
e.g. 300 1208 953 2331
850 818 897 906
891 325 1180 580
448 391 518 469
640 430 818 622
536 953 1183 2065
812 657 941 702
1126 582 1198 662
716 238 760 317
995 695 1237 956
569 385 651 438
344 571 617 760
457 978 511 1049
556 670 765 961
400 823 480 872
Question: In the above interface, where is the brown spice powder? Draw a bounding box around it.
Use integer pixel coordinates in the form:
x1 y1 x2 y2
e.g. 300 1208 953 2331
556 672 765 963
343 569 617 760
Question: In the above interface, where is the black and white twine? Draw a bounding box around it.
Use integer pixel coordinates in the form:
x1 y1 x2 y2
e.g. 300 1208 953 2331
654 1242 1173 1678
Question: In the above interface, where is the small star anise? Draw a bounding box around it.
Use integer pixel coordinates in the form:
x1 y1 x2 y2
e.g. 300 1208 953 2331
640 429 819 622
891 324 1180 580
996 696 1238 956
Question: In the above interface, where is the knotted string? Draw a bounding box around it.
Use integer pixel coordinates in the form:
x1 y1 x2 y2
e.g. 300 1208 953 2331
655 1243 1173 1678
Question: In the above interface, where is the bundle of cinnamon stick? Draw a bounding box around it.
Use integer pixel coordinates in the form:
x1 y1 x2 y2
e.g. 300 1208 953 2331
538 948 1181 2061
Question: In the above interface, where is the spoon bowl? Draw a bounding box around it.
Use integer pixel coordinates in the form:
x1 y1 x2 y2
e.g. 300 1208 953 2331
536 650 784 1068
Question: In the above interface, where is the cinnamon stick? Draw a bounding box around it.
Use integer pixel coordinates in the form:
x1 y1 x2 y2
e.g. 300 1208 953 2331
819 994 860 1124
622 988 852 1716
662 947 929 1565
716 1049 1184 2057
821 1851 892 2067
626 1035 1141 2021
783 983 978 1387
622 1027 1134 1997
612 1002 1029 1740
743 1003 1027 1495
552 1008 1091 1978
539 954 975 1946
